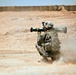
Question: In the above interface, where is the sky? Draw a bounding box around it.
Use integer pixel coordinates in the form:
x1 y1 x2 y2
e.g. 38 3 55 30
0 0 76 6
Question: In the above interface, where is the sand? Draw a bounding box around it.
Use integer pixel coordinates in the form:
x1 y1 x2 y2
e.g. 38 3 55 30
0 11 76 75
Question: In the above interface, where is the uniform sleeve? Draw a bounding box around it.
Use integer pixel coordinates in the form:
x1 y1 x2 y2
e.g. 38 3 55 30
37 34 44 45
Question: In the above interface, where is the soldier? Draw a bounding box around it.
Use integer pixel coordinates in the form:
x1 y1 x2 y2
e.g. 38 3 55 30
36 22 61 62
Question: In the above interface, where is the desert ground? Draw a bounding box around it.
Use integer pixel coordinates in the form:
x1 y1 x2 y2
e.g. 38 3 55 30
0 10 76 75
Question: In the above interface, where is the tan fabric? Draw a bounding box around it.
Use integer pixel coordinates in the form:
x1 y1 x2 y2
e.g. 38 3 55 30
37 28 60 52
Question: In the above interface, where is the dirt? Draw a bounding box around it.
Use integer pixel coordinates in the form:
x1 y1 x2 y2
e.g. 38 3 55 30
0 11 76 75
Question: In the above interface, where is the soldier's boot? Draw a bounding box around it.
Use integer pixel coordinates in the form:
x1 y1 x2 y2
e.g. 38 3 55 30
41 55 48 62
51 57 56 61
51 54 60 62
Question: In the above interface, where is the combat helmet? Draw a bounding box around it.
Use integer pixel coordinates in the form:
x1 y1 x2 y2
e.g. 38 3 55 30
43 21 54 29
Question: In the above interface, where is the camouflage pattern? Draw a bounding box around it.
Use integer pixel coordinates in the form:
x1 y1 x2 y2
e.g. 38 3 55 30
36 28 61 60
30 21 67 61
43 21 54 28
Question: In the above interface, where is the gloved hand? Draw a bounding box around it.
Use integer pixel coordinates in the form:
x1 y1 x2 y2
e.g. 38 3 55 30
37 32 41 35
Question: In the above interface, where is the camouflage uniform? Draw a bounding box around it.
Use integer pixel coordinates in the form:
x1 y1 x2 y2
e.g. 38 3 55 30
36 22 61 61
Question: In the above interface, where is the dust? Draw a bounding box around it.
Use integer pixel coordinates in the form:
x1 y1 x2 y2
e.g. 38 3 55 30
61 37 76 64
